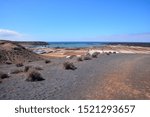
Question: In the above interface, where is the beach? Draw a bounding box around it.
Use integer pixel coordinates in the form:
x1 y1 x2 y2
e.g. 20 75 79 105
0 41 150 99
32 45 150 58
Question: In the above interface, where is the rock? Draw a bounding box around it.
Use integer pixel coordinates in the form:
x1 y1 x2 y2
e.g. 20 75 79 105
33 50 46 54
66 55 76 59
5 61 12 65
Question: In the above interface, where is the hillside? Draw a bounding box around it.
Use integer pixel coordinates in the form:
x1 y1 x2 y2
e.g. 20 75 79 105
0 40 43 64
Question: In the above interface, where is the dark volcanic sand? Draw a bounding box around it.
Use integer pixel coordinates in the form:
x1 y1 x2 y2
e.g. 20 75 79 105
0 54 150 100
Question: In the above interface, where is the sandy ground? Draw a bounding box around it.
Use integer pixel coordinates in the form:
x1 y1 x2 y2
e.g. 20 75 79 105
0 53 150 100
31 45 150 58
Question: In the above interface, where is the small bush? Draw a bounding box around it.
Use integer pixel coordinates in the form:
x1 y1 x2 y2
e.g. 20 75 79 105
11 69 23 74
63 62 77 70
0 72 9 79
83 55 92 60
34 66 43 70
92 52 99 58
77 57 83 61
106 53 110 55
16 63 24 67
45 60 51 64
24 66 31 72
26 70 45 82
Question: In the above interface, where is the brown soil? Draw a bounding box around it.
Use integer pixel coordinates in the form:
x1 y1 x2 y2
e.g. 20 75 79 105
0 41 43 64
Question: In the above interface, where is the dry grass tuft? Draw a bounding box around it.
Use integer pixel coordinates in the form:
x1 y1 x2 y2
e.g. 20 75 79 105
34 66 43 70
106 53 110 55
83 55 92 60
24 66 32 72
92 52 100 58
26 70 45 82
63 62 77 70
45 60 51 64
77 56 83 61
11 69 23 74
0 72 9 79
16 63 24 67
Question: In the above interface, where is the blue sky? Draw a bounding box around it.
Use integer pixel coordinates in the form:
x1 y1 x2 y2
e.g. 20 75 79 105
0 0 150 42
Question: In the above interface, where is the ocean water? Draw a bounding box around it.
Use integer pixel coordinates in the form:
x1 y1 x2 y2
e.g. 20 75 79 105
47 42 106 48
37 42 150 48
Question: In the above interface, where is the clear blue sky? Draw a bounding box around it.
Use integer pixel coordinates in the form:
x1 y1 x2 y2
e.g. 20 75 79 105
0 0 150 42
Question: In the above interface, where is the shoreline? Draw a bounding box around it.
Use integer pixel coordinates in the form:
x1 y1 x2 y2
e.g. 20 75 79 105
31 45 150 58
0 40 150 60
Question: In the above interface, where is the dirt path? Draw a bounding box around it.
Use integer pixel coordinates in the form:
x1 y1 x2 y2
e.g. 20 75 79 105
84 55 150 99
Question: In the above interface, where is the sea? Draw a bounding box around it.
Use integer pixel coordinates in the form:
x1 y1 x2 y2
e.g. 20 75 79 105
47 42 107 48
37 42 150 48
34 42 150 48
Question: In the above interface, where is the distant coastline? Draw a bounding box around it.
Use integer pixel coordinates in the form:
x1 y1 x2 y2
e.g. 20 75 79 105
16 41 48 45
1 40 150 48
0 40 49 47
46 42 150 48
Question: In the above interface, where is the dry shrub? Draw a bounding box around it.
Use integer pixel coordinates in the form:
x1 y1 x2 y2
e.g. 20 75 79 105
45 60 51 64
63 62 77 70
106 53 110 55
26 70 45 82
0 72 9 79
34 66 43 70
16 63 24 67
77 57 83 61
24 66 32 72
92 52 99 58
11 69 23 74
83 55 92 60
